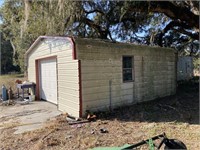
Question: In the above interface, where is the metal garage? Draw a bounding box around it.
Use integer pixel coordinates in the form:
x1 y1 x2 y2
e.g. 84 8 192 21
25 36 176 118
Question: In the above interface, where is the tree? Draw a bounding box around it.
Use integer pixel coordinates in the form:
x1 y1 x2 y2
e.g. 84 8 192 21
0 0 82 71
0 1 199 70
0 32 20 74
69 1 199 56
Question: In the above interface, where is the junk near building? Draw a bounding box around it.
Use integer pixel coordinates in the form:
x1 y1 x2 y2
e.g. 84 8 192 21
1 80 36 105
91 133 187 150
1 84 7 101
1 85 15 105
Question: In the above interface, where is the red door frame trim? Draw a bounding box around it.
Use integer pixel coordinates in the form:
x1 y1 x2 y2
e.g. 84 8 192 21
35 60 39 99
78 60 82 117
35 55 57 100
69 37 83 117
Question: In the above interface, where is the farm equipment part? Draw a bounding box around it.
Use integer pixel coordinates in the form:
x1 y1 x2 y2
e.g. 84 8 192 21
91 133 187 150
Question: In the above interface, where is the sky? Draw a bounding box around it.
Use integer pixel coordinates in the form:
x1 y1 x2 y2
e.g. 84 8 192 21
0 0 4 24
0 0 3 6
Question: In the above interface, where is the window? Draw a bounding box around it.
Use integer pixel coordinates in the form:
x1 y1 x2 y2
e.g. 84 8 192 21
123 56 134 82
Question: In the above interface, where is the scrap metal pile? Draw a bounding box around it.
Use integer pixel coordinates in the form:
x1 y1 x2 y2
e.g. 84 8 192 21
91 133 187 150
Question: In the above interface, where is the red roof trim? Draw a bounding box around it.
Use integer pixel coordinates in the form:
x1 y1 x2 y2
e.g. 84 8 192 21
67 37 76 60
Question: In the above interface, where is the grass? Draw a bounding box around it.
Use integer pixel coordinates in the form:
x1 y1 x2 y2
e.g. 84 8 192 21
0 74 24 78
0 121 21 129
0 78 199 150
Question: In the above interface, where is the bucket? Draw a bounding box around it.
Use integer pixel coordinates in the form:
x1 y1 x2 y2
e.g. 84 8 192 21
29 95 35 101
2 85 7 101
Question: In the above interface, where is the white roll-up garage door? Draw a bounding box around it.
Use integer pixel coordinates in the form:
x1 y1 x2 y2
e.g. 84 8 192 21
39 58 57 104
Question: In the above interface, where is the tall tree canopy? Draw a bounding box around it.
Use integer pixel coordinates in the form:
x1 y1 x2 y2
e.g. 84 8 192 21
0 0 199 70
0 31 20 74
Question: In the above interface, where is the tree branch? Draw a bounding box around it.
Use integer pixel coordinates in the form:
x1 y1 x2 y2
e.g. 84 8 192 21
82 18 108 39
149 2 199 29
85 9 105 15
173 28 199 40
126 1 199 29
158 20 199 46
10 39 16 57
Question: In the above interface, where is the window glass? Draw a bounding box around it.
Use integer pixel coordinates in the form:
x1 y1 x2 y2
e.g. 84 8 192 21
123 56 134 82
123 57 132 68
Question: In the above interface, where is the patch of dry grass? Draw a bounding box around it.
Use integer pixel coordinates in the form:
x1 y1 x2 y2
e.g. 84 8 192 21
0 74 25 95
0 82 199 150
0 121 21 129
0 113 199 150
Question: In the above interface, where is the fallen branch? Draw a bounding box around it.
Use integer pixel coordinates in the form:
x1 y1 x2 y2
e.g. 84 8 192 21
68 120 89 125
158 104 177 110
162 104 177 111
42 129 56 140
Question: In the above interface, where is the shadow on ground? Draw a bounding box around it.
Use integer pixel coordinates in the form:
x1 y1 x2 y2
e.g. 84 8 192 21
98 80 199 124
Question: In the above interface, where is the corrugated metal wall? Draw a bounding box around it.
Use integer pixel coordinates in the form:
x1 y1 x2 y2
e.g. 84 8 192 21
177 56 194 81
27 37 80 117
75 38 176 116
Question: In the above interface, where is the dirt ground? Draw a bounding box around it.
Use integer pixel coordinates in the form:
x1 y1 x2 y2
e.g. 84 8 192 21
0 78 199 150
0 101 61 134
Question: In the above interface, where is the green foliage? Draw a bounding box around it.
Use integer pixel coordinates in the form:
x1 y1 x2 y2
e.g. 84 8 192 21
193 58 200 70
0 0 82 71
0 32 20 74
0 0 199 70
